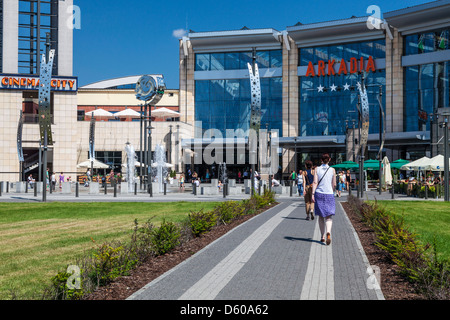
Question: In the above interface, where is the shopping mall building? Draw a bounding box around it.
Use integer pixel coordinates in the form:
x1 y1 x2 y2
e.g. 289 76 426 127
1 0 449 183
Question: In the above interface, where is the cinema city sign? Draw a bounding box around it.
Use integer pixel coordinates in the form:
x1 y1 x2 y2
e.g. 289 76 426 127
305 55 376 77
0 74 78 92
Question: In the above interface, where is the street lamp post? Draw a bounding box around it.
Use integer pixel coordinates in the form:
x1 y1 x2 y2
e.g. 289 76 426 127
441 117 449 202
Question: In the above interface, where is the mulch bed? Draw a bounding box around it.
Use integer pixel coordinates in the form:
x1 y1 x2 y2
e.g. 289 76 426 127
84 201 425 300
341 201 425 300
84 204 275 300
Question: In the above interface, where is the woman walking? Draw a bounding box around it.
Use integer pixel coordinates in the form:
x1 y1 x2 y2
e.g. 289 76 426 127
311 153 336 245
302 160 315 220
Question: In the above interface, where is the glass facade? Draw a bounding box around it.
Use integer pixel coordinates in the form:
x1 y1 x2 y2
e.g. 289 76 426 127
299 39 386 66
195 50 282 71
404 62 450 131
194 49 283 138
404 29 450 132
195 77 282 138
299 40 386 137
404 29 450 55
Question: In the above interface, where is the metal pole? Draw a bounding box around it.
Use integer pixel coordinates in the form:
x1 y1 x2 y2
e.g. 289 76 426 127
379 86 383 195
140 104 143 189
143 104 148 190
444 118 449 202
148 112 153 198
42 132 47 202
76 182 79 197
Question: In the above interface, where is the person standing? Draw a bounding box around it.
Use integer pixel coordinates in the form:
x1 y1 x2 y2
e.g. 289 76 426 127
311 153 336 245
179 172 185 193
59 172 65 189
345 170 351 192
303 160 315 220
297 169 304 196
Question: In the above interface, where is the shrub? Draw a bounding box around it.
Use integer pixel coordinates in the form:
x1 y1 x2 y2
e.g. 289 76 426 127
49 270 84 300
188 209 218 237
347 195 450 299
91 242 138 286
149 219 181 256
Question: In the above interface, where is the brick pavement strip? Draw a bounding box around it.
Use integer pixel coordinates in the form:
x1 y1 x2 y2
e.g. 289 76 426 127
178 204 297 300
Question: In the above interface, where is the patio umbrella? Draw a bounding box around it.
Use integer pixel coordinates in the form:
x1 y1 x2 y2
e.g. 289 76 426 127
382 156 392 186
77 158 110 169
331 161 359 169
425 154 450 171
121 161 145 168
390 159 410 169
401 156 430 171
151 162 174 168
114 108 141 118
151 107 180 120
363 159 380 170
85 108 115 118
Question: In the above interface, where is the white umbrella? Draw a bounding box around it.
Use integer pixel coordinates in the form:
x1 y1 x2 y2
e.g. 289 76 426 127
85 108 115 118
151 162 174 168
114 108 141 118
401 156 431 171
121 161 145 168
382 156 392 186
425 154 450 171
150 107 180 120
77 158 110 169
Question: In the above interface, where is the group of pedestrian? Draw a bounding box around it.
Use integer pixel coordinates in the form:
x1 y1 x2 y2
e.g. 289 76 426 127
294 154 337 245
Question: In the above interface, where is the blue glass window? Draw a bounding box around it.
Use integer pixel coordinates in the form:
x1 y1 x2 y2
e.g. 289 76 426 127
299 70 385 137
195 50 282 71
195 77 282 137
404 29 450 55
404 62 450 132
299 39 386 66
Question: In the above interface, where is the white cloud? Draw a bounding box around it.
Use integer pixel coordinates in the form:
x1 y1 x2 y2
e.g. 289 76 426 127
172 28 187 38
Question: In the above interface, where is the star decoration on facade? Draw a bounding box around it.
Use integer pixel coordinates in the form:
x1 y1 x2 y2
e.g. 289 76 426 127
314 83 356 93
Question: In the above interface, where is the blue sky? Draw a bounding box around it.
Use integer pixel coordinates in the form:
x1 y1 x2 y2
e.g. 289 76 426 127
73 0 434 89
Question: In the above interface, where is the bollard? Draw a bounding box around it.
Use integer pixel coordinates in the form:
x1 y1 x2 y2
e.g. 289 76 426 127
290 183 293 197
104 183 107 195
193 183 197 196
6 181 9 193
76 182 79 198
25 181 28 193
425 185 428 199
164 182 167 195
391 182 395 199
0 182 2 197
34 183 37 197
134 182 137 195
223 183 227 198
114 183 117 198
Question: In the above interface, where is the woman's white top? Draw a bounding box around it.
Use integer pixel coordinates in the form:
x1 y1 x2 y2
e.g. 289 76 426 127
315 164 335 195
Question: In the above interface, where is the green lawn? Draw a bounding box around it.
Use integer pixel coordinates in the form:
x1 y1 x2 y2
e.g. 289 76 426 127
374 201 450 263
0 201 220 300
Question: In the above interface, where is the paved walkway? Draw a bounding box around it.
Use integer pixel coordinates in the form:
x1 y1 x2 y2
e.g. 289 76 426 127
127 197 384 300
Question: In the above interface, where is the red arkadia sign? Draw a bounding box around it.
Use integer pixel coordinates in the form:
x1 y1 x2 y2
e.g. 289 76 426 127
305 56 376 77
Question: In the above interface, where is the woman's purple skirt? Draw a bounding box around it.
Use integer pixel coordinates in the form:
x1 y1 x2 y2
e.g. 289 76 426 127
314 192 336 217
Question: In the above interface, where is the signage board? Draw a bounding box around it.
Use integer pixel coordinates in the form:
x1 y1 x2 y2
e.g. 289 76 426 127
0 74 78 92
